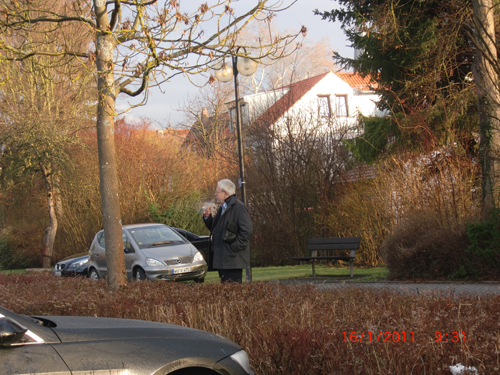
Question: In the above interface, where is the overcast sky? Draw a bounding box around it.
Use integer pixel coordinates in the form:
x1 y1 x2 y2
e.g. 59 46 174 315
116 0 352 128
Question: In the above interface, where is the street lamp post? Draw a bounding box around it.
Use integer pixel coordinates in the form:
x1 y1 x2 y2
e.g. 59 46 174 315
213 48 257 206
214 48 257 282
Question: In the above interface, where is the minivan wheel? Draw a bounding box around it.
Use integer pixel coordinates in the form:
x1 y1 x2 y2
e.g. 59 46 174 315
134 268 147 281
89 268 99 280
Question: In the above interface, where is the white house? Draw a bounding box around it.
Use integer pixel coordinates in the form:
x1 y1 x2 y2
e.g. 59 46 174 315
184 71 386 152
248 71 386 138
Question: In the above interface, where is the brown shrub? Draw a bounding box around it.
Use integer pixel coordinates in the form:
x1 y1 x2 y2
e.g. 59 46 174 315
314 178 389 266
1 274 499 375
0 178 51 268
370 151 480 278
381 210 470 280
1 118 225 266
0 225 43 268
245 108 356 266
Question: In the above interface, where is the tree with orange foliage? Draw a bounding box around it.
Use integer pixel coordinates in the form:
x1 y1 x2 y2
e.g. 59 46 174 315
1 0 302 289
0 10 95 268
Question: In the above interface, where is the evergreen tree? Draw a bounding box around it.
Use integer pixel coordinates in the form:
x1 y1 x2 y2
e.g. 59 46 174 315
316 0 478 162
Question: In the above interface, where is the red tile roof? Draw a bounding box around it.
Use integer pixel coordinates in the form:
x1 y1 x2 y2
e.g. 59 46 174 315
254 71 377 127
154 128 190 139
336 72 378 91
172 129 190 138
254 72 329 127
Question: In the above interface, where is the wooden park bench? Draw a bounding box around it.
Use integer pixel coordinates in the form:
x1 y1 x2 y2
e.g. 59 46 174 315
291 237 361 277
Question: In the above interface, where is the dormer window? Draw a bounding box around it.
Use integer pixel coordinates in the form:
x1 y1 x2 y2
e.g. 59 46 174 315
318 95 331 118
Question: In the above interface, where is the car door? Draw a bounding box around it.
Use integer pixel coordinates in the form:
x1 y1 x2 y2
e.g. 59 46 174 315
93 231 136 279
94 231 108 278
2 343 72 375
123 231 136 279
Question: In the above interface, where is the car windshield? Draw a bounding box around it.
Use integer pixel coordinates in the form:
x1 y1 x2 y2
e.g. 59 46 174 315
128 225 186 249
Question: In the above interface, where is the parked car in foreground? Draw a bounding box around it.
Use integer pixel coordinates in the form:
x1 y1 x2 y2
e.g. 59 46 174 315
88 223 207 282
53 252 89 277
0 305 254 375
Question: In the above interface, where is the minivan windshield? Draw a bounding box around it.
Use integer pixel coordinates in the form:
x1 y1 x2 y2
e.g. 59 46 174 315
127 225 186 249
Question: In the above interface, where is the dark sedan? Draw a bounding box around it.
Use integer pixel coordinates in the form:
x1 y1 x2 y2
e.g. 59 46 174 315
53 252 89 277
0 305 255 375
172 227 213 271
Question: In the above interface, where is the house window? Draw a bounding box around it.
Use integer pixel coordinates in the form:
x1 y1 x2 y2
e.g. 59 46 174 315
335 95 348 117
318 95 331 118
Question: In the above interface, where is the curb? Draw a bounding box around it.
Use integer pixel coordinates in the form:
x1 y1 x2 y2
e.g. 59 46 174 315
277 277 500 285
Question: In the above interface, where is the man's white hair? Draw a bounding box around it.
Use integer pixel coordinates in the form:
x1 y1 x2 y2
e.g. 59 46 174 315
217 179 236 196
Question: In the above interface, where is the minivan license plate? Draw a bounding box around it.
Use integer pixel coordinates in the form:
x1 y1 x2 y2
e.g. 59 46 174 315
172 267 191 275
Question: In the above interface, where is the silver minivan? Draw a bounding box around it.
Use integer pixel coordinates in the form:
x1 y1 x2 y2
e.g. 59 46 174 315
88 223 207 282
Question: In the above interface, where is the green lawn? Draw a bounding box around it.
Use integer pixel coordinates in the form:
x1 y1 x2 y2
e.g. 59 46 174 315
203 265 389 283
1 265 389 282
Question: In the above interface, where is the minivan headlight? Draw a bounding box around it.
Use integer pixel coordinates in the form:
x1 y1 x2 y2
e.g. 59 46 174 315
146 258 166 267
193 251 204 262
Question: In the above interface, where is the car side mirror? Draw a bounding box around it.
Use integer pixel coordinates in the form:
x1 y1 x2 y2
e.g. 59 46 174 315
124 246 134 254
0 317 28 347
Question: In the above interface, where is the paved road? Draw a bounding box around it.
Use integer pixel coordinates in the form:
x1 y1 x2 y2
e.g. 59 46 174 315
275 279 500 296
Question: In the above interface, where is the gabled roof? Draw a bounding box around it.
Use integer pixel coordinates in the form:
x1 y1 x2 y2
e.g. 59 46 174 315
254 71 377 128
154 128 190 139
336 72 378 92
183 111 232 151
254 72 329 128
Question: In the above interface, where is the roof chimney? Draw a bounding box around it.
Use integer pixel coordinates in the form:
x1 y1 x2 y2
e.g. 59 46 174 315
201 107 209 119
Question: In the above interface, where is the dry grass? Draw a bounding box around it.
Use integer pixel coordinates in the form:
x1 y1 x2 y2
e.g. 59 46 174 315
1 274 499 374
382 211 471 280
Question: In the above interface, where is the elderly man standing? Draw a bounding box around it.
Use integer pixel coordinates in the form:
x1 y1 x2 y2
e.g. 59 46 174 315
203 179 253 283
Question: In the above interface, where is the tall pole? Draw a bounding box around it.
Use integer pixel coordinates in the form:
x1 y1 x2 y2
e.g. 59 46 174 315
214 50 254 282
232 55 247 206
232 54 252 282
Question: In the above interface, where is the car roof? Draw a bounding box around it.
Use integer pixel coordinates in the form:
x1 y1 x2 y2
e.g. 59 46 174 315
122 223 167 230
123 225 205 239
101 224 205 239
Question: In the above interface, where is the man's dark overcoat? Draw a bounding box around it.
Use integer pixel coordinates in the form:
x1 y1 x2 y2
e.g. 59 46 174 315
203 194 252 270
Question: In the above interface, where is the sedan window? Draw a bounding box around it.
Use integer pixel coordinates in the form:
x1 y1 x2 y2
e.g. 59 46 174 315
128 226 186 249
97 231 135 252
98 232 105 248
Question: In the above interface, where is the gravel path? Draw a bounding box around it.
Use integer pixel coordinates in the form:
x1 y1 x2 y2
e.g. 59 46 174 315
274 279 500 296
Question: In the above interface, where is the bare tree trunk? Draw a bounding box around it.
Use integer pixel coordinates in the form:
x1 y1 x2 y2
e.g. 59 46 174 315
40 165 57 268
472 0 500 216
54 175 64 220
95 0 126 289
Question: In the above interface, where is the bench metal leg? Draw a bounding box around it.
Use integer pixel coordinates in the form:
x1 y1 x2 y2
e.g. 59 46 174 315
350 261 353 277
312 260 316 277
